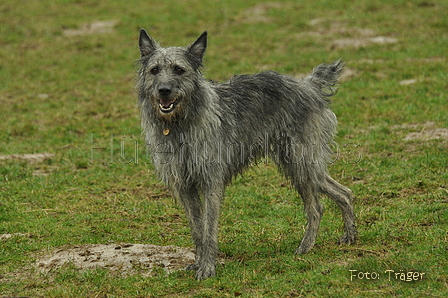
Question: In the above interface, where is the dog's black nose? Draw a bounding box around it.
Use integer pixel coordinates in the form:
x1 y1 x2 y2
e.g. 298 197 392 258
158 86 172 97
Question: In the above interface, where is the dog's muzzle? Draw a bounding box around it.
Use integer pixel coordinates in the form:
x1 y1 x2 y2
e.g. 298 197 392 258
157 85 177 113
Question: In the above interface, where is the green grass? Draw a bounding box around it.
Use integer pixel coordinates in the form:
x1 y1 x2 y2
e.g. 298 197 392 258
1 0 447 297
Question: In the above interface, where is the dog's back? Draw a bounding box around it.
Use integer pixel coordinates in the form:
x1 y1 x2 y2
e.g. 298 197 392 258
212 63 341 171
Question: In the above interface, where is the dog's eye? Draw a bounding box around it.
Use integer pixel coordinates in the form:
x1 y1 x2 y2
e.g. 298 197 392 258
150 67 160 75
174 66 185 75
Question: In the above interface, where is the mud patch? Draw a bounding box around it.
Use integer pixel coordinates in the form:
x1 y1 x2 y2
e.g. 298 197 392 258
36 244 195 276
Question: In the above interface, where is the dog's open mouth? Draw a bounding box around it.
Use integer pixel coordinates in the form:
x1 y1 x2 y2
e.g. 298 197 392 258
158 100 177 113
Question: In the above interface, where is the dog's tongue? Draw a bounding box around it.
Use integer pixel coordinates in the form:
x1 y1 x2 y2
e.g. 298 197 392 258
160 99 174 108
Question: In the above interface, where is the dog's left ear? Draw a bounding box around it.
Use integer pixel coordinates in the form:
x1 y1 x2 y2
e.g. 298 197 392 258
187 31 207 60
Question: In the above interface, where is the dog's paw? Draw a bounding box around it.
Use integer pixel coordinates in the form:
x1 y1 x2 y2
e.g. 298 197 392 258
338 232 357 245
185 263 199 271
296 237 315 255
295 245 312 255
339 226 358 244
195 264 216 280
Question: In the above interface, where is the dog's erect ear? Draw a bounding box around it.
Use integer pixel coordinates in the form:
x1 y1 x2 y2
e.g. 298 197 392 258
187 31 207 60
139 28 159 57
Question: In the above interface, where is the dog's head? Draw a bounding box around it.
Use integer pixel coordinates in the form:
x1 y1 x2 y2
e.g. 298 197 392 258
137 29 207 122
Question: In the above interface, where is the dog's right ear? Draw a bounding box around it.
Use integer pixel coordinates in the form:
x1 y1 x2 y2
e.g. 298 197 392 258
139 29 159 57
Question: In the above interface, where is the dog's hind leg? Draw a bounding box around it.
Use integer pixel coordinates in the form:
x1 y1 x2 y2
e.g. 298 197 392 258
295 183 324 254
276 149 324 254
320 174 357 244
177 185 204 271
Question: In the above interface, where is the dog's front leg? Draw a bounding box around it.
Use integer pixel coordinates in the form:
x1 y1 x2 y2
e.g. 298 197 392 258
195 187 222 280
177 185 203 271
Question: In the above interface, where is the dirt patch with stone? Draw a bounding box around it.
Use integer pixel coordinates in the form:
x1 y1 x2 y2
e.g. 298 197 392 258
35 243 196 276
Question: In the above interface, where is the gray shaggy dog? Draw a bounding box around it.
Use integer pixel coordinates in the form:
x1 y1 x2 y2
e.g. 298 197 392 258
136 29 357 280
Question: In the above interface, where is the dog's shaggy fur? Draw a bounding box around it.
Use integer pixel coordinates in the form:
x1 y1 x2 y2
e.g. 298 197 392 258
136 29 357 280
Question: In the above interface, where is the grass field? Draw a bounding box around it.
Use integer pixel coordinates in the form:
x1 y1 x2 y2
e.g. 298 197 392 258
1 0 447 297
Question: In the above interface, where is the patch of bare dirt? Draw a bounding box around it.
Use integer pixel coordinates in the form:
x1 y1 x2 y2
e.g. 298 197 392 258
0 153 54 163
63 20 119 36
389 121 448 141
399 79 418 85
35 244 195 276
331 36 398 49
304 19 377 37
391 121 436 131
0 233 30 240
403 128 448 141
339 67 358 81
294 66 356 82
300 19 398 49
239 3 285 23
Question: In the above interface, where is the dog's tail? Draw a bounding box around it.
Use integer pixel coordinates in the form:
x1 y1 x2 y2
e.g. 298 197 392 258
307 58 344 97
